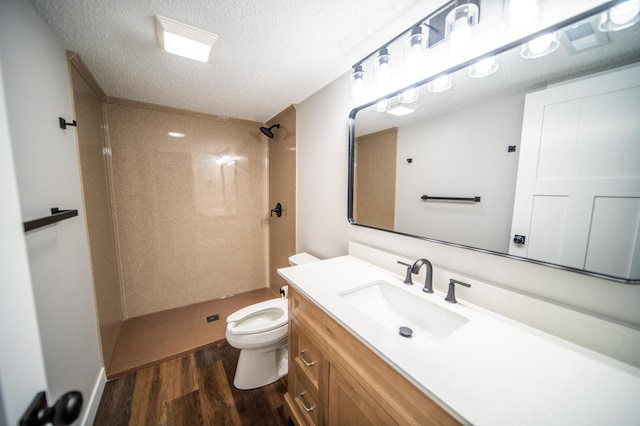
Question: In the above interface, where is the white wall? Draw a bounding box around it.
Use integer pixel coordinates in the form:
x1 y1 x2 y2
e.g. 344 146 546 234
296 0 640 366
394 94 524 252
0 0 103 423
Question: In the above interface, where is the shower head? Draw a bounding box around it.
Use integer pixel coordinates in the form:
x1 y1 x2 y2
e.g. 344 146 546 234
260 123 280 139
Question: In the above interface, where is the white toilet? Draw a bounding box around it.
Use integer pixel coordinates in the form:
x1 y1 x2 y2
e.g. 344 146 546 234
225 252 319 390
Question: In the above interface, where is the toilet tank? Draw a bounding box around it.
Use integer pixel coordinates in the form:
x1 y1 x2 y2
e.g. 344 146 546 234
288 252 320 266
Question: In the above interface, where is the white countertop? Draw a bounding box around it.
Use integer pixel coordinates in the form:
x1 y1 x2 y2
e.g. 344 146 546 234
278 255 640 426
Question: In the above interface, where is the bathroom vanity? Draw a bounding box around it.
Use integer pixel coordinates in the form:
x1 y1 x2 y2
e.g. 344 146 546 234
278 254 640 425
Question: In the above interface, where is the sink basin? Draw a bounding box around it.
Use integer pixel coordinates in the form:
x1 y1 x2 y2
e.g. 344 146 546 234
340 280 468 340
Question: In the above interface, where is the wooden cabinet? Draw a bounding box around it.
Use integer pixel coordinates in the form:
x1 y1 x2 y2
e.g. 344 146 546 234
284 287 459 426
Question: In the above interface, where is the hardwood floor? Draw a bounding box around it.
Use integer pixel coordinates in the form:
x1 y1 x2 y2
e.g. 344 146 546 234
95 340 289 426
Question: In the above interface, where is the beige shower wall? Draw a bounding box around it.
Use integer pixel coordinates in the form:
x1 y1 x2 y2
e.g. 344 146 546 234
68 54 123 367
105 101 269 318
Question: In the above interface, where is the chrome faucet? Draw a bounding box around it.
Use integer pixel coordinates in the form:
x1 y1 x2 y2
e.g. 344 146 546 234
411 258 433 293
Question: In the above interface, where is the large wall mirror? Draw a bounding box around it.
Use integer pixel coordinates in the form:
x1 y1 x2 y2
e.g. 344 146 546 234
348 3 640 283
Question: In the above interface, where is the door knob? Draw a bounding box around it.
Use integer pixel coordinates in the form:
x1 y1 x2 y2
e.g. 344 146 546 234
270 202 282 217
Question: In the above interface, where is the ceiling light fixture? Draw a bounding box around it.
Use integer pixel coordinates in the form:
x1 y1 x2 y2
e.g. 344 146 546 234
168 132 186 138
155 16 219 63
520 31 559 58
387 105 417 117
598 0 640 32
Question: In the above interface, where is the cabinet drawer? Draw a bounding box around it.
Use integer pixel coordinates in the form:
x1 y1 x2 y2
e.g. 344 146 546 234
292 322 324 389
290 364 322 425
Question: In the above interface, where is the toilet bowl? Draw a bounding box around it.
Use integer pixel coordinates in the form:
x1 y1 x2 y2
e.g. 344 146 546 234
226 298 288 390
225 252 320 390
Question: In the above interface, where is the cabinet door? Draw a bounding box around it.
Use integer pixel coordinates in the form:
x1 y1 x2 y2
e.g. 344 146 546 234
328 364 396 426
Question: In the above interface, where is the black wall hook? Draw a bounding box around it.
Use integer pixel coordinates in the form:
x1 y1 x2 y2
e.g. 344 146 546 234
59 117 77 130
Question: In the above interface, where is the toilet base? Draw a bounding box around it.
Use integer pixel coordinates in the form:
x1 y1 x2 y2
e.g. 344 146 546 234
233 344 288 390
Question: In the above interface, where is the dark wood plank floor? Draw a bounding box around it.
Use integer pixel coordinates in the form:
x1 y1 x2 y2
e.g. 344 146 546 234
94 340 289 426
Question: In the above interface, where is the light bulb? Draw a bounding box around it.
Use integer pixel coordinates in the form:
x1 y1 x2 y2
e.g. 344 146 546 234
520 32 559 58
427 74 452 93
445 3 479 60
399 87 419 104
404 26 425 80
373 98 390 112
469 56 499 78
598 0 640 31
508 0 539 29
374 47 392 91
351 64 366 105
610 1 640 25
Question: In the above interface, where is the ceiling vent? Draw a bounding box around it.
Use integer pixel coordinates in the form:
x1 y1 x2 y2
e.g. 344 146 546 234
563 20 610 55
155 16 218 63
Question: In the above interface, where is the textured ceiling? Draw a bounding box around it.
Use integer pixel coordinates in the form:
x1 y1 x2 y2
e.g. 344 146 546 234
28 0 440 122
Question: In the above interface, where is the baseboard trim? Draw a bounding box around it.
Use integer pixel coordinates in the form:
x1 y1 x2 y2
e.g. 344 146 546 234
81 367 106 425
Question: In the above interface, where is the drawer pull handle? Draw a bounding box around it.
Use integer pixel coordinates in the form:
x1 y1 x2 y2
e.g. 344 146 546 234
299 391 315 412
299 350 315 367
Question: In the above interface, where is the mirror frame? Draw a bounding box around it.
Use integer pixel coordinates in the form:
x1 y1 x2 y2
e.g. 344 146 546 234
347 1 640 285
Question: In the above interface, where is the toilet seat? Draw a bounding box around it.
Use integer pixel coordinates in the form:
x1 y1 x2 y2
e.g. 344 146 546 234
226 298 287 335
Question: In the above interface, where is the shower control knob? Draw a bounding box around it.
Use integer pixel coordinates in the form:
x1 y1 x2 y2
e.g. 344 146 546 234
270 203 282 217
513 234 526 245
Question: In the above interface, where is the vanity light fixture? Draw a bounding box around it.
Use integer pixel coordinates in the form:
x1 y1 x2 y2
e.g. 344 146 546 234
155 15 219 63
427 74 452 92
598 0 640 32
469 55 499 78
520 31 559 58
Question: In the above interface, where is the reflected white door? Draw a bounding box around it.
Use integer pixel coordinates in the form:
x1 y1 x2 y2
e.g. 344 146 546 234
509 64 640 278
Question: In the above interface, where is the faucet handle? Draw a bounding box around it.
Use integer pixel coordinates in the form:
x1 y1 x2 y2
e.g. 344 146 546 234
445 279 471 303
397 261 413 285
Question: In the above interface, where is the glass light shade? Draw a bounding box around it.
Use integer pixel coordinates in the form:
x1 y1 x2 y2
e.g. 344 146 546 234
469 56 499 78
399 87 419 103
351 64 366 105
520 32 559 58
373 98 391 112
404 26 426 80
445 2 479 59
374 47 393 91
427 74 452 93
508 0 539 29
598 0 640 32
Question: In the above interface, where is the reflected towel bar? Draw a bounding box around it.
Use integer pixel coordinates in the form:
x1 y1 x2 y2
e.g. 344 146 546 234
421 195 481 203
23 208 78 232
